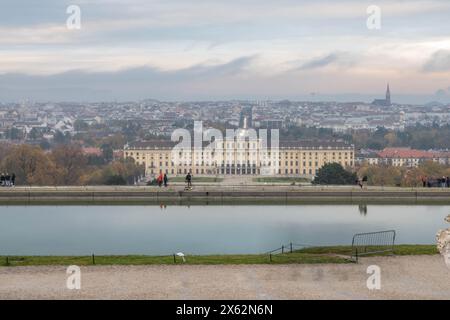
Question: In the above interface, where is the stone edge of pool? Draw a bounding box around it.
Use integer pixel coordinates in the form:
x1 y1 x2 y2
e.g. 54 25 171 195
0 186 450 204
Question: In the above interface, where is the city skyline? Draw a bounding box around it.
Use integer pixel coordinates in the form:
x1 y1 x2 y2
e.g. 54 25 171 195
1 0 450 102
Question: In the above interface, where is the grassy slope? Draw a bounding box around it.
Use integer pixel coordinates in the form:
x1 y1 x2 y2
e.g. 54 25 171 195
0 245 438 267
298 244 438 256
168 177 223 183
253 177 310 183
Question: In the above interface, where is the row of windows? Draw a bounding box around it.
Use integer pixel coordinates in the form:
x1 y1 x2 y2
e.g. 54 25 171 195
149 168 320 175
138 160 352 166
130 154 353 161
125 151 354 158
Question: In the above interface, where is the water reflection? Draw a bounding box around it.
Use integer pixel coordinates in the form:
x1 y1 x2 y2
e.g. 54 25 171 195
159 203 167 210
358 204 368 216
0 205 448 255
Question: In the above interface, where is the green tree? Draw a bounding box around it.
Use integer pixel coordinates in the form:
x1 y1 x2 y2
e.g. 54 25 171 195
74 120 89 132
53 130 71 145
101 144 114 162
5 127 24 140
313 163 357 185
28 127 43 140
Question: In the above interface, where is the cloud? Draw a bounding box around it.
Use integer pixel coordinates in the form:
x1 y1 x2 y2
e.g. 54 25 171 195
1 1 450 100
176 56 255 77
0 56 255 101
3 0 450 47
423 50 450 72
297 52 357 70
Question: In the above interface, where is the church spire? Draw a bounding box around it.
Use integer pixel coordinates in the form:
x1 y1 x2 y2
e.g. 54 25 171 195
386 83 391 105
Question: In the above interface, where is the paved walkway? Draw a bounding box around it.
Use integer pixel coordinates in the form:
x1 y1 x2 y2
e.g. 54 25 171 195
221 176 254 185
1 256 449 299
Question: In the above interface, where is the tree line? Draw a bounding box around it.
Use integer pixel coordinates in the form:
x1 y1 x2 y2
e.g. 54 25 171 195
282 124 450 150
313 161 450 187
357 161 450 187
0 144 144 186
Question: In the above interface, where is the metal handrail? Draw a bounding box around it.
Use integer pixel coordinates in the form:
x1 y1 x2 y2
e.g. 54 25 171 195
266 242 314 261
351 230 396 262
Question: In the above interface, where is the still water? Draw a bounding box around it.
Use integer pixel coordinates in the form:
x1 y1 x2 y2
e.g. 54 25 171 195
0 205 448 255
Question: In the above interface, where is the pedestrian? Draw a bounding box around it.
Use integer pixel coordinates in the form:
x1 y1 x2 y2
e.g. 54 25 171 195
163 173 168 187
355 177 363 189
0 173 4 187
362 176 368 189
186 172 192 188
442 176 447 188
5 173 10 187
11 173 15 187
157 172 163 187
447 176 450 188
421 176 427 188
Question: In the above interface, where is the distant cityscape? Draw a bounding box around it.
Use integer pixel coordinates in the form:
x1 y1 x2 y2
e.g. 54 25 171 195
1 84 450 181
1 86 450 142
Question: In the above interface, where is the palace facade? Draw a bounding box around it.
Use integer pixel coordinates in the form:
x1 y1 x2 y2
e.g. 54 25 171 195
124 138 355 178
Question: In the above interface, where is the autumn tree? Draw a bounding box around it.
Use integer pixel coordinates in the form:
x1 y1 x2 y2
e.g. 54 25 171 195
84 159 144 185
50 145 88 185
357 165 404 187
1 145 56 185
0 142 13 164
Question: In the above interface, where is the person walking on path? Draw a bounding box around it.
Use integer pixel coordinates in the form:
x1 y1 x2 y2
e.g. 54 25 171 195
0 173 4 187
157 172 163 188
356 177 363 189
163 173 168 187
421 176 427 188
5 173 10 187
185 172 192 189
11 173 15 187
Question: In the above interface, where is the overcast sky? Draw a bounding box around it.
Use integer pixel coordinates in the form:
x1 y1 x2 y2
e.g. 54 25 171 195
1 0 450 103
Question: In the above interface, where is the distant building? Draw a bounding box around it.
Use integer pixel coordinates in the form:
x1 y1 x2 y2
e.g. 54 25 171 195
82 147 102 156
357 147 450 167
258 119 284 129
239 106 253 128
372 84 391 107
124 138 354 178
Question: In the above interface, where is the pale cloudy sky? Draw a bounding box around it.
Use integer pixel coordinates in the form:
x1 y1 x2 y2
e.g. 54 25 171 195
1 0 450 103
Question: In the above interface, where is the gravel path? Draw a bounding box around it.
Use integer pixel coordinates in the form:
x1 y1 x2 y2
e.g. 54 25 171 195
1 256 449 300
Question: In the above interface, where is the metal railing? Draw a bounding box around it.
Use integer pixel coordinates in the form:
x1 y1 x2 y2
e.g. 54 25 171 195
266 242 312 262
351 230 396 262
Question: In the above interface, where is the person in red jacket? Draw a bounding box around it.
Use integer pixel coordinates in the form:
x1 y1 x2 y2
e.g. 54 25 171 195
157 172 163 187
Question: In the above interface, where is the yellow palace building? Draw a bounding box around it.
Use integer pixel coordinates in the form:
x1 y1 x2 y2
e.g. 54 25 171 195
124 138 354 178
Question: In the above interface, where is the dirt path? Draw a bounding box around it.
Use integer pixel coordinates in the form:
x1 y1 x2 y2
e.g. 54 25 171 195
1 255 449 300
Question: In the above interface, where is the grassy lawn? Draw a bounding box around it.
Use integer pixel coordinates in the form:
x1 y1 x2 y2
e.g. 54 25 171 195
169 176 223 183
0 245 438 267
253 177 311 184
297 244 438 256
1 253 347 267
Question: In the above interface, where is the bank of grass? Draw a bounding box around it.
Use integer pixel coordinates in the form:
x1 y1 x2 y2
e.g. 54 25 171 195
1 253 346 267
297 244 438 256
0 245 438 267
253 177 311 184
169 176 223 183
